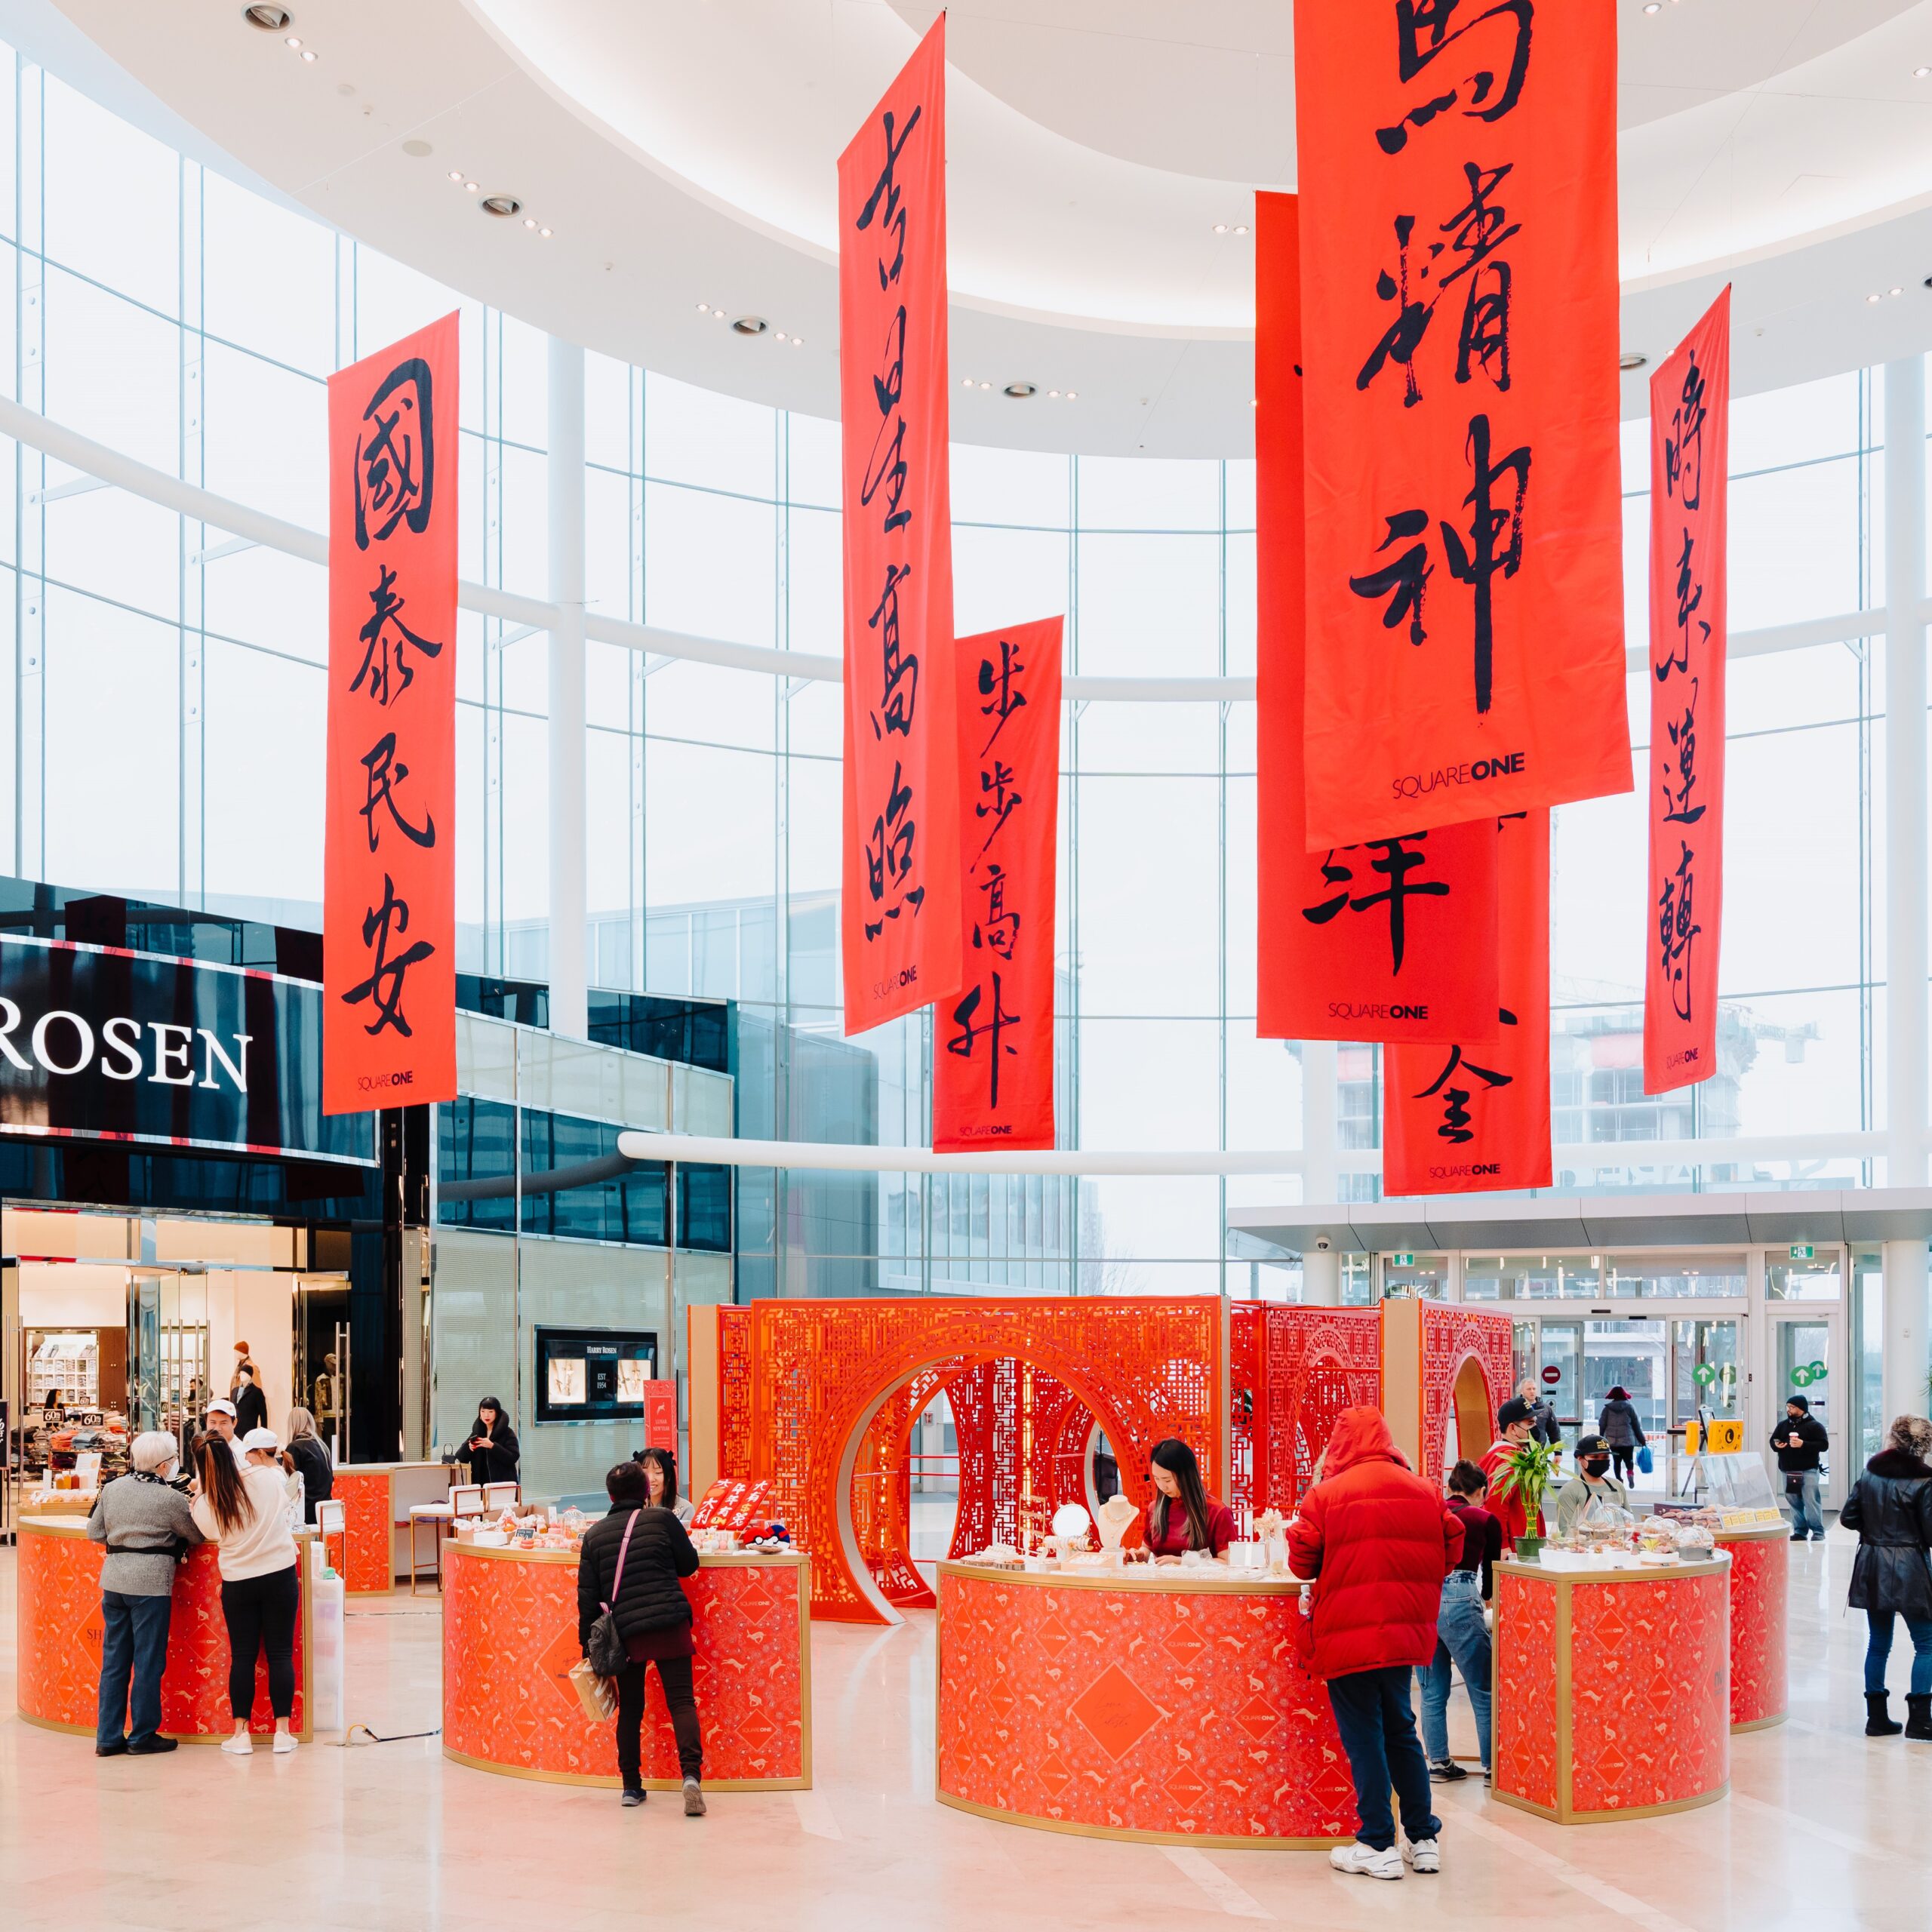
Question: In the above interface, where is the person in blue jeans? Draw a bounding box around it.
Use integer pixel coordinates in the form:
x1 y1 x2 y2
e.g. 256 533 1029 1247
1419 1460 1502 1780
1840 1413 1932 1738
1771 1395 1829 1540
85 1432 202 1756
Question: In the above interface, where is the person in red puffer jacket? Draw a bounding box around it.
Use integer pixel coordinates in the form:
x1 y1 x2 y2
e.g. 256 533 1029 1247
1288 1407 1465 1884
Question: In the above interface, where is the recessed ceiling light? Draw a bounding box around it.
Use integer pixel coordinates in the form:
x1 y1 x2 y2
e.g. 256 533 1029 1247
978 380 991 389
1234 224 1249 236
1065 390 1077 401
463 180 479 193
1004 383 1036 399
1869 292 1884 303
1211 223 1229 234
1917 66 1930 78
242 5 291 28
480 195 521 218
1047 389 1060 398
300 48 316 61
1642 3 1660 13
1251 397 1259 408
285 34 302 48
961 376 973 387
774 330 787 342
697 302 710 312
1892 286 1906 297
448 169 463 183
1618 350 1647 371
537 227 553 238
732 315 768 336
524 217 537 229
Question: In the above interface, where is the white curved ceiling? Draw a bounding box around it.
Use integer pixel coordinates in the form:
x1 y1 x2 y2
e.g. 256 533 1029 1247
29 0 1932 454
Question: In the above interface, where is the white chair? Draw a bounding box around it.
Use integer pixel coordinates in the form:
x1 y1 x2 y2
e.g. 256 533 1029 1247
481 1481 520 1514
450 1484 485 1518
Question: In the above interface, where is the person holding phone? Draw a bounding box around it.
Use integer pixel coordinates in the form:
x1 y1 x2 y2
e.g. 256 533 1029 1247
465 1397 520 1487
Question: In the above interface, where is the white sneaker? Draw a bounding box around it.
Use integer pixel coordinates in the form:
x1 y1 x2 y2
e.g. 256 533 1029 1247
272 1732 299 1755
220 1733 254 1756
1404 1836 1441 1874
1330 1841 1404 1881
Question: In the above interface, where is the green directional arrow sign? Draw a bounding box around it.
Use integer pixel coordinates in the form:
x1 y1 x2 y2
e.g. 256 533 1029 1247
1693 1362 1718 1386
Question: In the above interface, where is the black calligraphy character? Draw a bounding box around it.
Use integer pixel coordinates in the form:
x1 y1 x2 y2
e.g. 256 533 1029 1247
1440 413 1531 715
946 973 1021 1110
1666 348 1709 512
358 733 436 855
1379 0 1536 155
353 358 435 550
864 761 921 940
975 759 1022 857
862 307 910 537
354 564 445 706
1303 837 1447 975
1415 1008 1515 1144
977 638 1028 754
1657 840 1699 1023
974 863 1021 960
1438 161 1518 390
1358 215 1435 406
340 874 435 1038
1661 678 1704 828
1350 509 1433 645
1655 528 1708 684
870 562 918 736
854 102 922 288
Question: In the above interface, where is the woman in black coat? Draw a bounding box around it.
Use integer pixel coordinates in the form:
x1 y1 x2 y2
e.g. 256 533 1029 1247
1840 1414 1932 1739
577 1461 706 1811
463 1398 520 1488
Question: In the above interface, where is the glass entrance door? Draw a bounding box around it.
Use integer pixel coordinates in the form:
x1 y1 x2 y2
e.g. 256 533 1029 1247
1772 1312 1839 1507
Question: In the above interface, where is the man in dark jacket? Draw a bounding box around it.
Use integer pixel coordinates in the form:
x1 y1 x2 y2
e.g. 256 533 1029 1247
1839 1414 1932 1738
1516 1378 1563 1453
1289 1407 1464 1882
1771 1395 1829 1541
577 1462 706 1811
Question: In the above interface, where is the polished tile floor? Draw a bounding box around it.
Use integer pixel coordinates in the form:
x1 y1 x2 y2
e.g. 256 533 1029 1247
2 1533 1927 1931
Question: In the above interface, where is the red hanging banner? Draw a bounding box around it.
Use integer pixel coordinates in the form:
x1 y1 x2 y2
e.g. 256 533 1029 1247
1255 189 1500 1046
838 15 962 1035
934 617 1063 1153
1383 809 1550 1196
1644 288 1730 1094
324 313 459 1115
1295 0 1630 849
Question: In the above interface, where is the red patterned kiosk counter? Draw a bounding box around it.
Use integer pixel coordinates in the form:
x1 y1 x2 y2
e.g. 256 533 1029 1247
1492 1555 1730 1824
329 1463 451 1594
441 1542 811 1790
16 1514 314 1743
1715 1522 1789 1732
936 1560 1358 1849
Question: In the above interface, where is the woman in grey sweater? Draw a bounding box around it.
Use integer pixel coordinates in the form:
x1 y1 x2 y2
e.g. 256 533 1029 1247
86 1431 202 1756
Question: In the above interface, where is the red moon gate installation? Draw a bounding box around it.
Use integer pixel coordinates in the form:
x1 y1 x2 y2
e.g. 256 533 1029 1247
324 312 459 1113
1294 0 1629 848
838 14 962 1035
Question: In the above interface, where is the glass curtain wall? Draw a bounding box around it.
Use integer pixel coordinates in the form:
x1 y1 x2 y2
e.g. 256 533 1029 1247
0 45 1907 1303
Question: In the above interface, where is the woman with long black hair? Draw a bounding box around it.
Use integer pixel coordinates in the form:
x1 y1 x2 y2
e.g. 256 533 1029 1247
464 1396 521 1487
1142 1438 1235 1560
189 1432 300 1755
635 1444 695 1525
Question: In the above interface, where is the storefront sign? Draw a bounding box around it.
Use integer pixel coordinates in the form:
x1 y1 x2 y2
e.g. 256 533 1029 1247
838 14 963 1035
0 935 371 1164
1383 810 1551 1196
1254 189 1500 1046
1294 0 1630 847
1645 289 1730 1096
934 617 1061 1153
325 312 460 1114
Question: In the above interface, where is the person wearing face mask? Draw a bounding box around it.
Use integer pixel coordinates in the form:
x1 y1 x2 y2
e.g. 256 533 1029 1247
1552 1433 1629 1536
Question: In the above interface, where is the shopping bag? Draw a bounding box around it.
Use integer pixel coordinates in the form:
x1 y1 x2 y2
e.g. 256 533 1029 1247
1635 1445 1653 1475
567 1659 617 1722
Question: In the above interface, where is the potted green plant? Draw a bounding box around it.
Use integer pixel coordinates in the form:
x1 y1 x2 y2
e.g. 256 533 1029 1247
1493 1438 1562 1563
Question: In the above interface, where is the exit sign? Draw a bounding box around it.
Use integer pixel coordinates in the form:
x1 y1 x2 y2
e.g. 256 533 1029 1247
1390 1253 1415 1268
1789 1244 1814 1261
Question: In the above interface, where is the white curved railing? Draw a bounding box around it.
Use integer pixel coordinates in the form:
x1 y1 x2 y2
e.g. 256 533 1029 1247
0 395 1895 700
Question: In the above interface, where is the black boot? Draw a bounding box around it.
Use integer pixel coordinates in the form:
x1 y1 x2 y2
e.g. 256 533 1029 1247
1906 1694 1932 1741
1866 1692 1903 1736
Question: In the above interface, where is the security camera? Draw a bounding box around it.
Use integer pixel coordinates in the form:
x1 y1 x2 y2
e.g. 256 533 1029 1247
1314 1235 1333 1252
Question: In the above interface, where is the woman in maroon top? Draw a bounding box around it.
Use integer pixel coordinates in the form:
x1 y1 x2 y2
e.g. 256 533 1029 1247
1142 1438 1236 1559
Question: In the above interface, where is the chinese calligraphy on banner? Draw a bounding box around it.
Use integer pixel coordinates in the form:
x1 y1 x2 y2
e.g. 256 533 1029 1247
324 314 458 1115
1644 288 1730 1094
1383 808 1550 1196
1295 0 1630 849
838 15 962 1035
934 617 1063 1152
1254 189 1501 1046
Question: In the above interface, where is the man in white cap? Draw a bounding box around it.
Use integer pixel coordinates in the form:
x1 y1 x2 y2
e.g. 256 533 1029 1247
204 1397 245 1463
86 1432 202 1756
